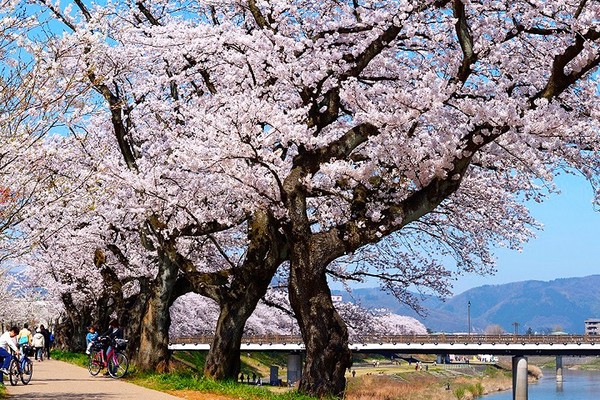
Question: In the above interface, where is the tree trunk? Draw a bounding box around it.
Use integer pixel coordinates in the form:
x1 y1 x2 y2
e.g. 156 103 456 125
289 250 352 398
202 211 287 380
130 255 180 371
203 301 246 379
282 167 352 398
203 257 283 380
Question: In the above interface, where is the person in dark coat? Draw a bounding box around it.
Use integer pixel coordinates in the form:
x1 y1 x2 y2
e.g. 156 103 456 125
100 319 124 360
101 319 124 342
39 325 51 360
100 319 124 376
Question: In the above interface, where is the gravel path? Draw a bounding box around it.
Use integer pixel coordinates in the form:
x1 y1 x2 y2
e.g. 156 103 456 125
3 358 182 399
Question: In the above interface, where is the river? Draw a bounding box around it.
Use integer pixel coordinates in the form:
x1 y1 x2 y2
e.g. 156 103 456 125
485 369 600 399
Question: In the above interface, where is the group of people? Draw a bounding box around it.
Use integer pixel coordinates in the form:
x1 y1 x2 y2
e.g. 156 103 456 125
85 319 124 353
239 372 263 386
0 323 53 374
17 323 53 362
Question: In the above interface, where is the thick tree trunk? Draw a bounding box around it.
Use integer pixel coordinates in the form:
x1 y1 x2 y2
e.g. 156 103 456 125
131 255 180 371
136 293 173 371
202 211 286 380
282 167 352 398
289 253 352 398
203 302 246 379
203 258 282 380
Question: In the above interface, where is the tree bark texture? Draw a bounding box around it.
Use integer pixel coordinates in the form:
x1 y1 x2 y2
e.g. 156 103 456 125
130 253 180 371
202 211 287 380
289 251 352 398
56 293 94 351
203 257 285 380
203 301 246 379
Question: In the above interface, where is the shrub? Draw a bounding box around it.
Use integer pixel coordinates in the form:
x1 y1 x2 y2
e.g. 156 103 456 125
453 386 466 400
471 382 484 396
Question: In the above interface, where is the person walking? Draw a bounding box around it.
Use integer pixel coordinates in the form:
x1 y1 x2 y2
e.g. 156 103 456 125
17 323 32 349
40 325 51 359
32 328 45 362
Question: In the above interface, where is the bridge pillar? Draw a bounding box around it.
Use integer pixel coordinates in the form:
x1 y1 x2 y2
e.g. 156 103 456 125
556 355 563 383
287 353 302 385
512 356 528 400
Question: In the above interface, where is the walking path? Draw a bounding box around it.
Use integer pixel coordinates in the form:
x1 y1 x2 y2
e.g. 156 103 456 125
3 358 182 399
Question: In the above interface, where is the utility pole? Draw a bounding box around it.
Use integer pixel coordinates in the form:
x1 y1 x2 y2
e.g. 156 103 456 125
468 301 471 335
512 322 520 335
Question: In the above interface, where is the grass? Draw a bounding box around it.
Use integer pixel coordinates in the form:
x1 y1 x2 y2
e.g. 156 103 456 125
51 349 90 368
452 381 485 399
132 371 317 400
0 382 6 399
577 357 600 370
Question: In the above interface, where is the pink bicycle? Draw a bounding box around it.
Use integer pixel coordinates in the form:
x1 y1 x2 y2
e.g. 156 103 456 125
87 337 129 378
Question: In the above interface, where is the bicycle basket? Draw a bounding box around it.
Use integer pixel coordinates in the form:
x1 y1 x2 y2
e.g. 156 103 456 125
21 344 34 357
114 338 128 350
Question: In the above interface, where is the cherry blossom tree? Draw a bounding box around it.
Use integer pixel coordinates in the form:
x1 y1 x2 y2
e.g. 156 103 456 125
8 0 600 398
0 0 56 265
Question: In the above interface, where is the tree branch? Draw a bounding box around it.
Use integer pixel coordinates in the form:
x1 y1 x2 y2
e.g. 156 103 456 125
533 29 600 102
452 0 477 85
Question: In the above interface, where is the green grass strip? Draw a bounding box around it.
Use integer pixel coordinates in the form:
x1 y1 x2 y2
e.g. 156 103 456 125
132 372 318 400
51 349 90 368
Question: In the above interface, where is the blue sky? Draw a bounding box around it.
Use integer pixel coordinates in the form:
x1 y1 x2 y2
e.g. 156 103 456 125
451 173 600 294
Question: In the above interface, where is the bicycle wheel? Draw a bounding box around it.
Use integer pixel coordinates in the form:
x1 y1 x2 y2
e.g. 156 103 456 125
8 358 19 386
88 350 103 376
20 358 33 384
108 352 129 378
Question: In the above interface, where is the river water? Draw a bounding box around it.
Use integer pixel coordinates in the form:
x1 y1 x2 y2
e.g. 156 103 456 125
485 369 600 399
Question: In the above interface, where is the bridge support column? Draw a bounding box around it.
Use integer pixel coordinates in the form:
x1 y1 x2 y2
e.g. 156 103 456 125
287 353 302 385
512 356 528 400
556 355 563 383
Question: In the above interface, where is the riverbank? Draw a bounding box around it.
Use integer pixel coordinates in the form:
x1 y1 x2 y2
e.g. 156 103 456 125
346 365 508 400
344 359 544 400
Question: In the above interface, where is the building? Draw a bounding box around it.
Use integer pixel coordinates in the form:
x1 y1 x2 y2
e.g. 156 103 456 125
584 319 600 335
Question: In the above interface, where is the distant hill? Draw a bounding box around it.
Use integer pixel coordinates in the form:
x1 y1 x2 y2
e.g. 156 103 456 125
333 275 600 334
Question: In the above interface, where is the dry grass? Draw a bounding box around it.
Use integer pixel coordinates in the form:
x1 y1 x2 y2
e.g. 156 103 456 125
344 366 513 400
346 373 448 400
528 364 543 380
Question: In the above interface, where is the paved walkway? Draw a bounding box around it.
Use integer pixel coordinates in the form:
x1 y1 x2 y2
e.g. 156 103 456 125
3 358 182 399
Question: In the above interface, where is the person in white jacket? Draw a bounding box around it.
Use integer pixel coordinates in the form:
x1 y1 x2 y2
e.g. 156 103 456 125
0 327 19 374
32 328 45 362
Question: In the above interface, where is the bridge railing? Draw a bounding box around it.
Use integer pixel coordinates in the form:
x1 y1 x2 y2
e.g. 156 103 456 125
170 334 600 346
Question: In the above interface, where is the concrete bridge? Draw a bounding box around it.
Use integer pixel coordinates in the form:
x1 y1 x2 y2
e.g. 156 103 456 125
169 333 600 400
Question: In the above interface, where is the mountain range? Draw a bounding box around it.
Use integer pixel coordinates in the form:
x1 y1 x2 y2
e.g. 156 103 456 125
333 275 600 334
